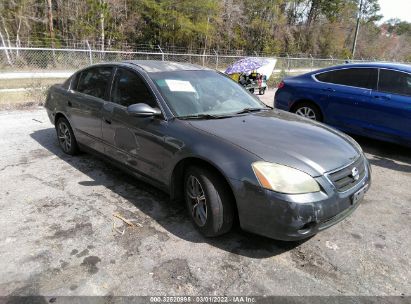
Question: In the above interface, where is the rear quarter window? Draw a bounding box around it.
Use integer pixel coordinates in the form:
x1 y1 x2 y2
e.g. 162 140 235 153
69 73 81 90
62 73 79 90
61 77 71 90
378 69 411 97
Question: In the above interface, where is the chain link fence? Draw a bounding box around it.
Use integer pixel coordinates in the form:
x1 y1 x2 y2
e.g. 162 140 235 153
0 46 403 108
0 46 356 73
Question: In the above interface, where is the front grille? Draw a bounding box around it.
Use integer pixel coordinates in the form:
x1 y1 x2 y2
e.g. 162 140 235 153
327 157 366 192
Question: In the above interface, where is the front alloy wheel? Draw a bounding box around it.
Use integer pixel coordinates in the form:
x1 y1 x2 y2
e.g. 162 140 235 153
184 166 234 237
186 176 208 227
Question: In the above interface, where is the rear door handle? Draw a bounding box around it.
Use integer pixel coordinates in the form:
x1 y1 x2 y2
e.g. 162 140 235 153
322 88 335 92
374 95 391 100
67 101 72 107
104 118 112 124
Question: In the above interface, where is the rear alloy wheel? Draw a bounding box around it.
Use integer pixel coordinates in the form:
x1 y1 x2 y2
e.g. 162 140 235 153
293 102 322 121
184 166 234 237
56 117 79 155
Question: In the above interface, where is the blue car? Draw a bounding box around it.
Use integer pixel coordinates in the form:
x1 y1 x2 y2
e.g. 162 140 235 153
274 63 411 146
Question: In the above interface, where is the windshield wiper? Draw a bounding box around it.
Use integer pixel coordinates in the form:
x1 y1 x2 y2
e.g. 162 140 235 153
235 107 268 115
176 113 232 120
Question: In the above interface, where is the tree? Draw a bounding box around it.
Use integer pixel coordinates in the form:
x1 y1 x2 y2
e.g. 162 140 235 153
0 0 409 61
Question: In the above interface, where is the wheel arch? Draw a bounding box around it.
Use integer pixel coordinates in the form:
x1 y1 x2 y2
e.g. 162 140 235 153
54 112 70 126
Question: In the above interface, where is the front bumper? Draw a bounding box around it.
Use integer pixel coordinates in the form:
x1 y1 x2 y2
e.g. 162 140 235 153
230 159 371 241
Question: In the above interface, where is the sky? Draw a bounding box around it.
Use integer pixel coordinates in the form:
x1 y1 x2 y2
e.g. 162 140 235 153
378 0 411 22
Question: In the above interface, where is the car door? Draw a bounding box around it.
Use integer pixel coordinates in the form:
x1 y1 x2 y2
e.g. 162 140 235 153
68 66 113 152
315 68 377 132
101 67 169 184
367 68 411 141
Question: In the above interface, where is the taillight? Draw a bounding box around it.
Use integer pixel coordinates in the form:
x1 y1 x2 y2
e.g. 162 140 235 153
277 81 285 89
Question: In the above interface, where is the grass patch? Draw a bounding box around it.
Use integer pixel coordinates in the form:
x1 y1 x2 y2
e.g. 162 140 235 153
0 91 44 110
0 78 62 89
0 77 62 110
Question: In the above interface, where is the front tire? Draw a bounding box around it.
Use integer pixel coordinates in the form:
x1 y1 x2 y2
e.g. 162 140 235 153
56 117 79 155
184 166 234 237
293 102 322 121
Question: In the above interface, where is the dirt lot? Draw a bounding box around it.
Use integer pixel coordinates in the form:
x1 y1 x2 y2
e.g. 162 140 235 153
0 100 410 297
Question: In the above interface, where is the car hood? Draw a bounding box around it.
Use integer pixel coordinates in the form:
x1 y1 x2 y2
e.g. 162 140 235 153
188 110 360 177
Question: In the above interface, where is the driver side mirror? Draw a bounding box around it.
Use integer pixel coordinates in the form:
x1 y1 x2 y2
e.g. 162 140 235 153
127 103 162 117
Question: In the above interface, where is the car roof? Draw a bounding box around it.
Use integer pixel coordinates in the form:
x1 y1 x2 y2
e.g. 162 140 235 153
122 60 212 73
311 62 411 74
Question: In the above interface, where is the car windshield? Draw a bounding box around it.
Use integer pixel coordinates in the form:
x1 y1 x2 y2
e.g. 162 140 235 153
149 70 266 118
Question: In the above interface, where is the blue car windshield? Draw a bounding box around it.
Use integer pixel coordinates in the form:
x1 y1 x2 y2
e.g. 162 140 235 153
149 70 266 117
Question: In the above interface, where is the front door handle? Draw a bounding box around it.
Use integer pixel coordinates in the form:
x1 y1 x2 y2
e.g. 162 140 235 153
322 88 335 92
104 118 112 124
67 101 72 107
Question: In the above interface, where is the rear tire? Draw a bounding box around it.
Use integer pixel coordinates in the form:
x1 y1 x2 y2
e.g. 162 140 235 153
56 117 79 155
184 166 234 237
293 102 322 121
259 88 266 95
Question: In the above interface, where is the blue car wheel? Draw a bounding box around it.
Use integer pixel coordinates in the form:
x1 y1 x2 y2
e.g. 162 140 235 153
293 102 322 121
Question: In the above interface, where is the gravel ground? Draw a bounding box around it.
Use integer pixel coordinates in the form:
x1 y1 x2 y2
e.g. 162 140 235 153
257 88 276 107
0 99 410 297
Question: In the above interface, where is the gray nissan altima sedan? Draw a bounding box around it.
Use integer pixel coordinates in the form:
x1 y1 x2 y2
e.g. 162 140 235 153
45 60 371 241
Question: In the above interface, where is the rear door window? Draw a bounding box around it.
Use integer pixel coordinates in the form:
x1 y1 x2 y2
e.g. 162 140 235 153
111 68 157 108
76 67 113 100
315 68 377 90
378 69 411 97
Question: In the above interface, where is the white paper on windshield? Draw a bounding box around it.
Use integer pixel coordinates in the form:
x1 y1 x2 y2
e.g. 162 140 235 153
165 79 196 92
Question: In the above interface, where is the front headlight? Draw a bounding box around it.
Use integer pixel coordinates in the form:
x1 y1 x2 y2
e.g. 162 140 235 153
252 161 321 194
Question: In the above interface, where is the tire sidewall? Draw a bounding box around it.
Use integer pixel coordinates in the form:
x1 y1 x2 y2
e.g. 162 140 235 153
56 117 78 155
184 166 233 237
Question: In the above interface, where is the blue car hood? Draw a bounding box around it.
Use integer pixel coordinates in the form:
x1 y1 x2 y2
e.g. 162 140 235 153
188 110 360 177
